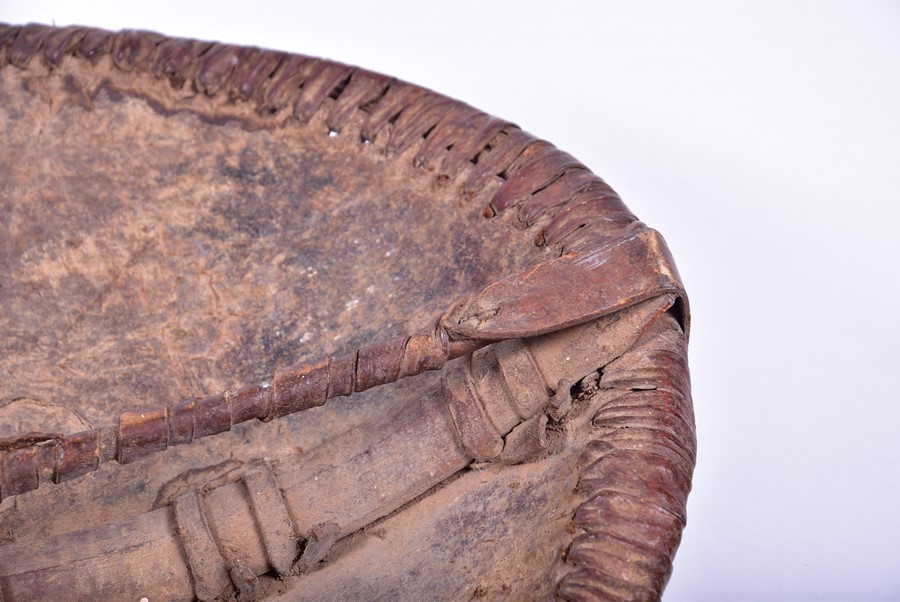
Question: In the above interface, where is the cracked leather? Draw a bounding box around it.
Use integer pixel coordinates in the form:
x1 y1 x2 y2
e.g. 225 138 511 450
0 24 695 602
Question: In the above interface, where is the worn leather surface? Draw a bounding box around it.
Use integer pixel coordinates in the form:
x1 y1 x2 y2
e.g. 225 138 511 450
0 24 695 602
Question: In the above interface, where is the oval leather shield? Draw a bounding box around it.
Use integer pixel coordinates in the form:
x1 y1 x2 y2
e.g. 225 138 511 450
0 24 696 602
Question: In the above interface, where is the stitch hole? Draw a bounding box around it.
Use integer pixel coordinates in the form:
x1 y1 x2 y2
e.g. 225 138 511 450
328 73 353 100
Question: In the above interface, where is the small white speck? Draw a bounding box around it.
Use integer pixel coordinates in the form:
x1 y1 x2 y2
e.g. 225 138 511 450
299 331 313 343
140 598 149 602
345 299 359 311
328 129 338 137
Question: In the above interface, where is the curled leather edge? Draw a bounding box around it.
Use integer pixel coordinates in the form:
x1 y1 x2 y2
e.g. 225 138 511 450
442 227 689 341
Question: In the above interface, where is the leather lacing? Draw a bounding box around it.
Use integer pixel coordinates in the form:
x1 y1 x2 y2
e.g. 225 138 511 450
0 23 695 601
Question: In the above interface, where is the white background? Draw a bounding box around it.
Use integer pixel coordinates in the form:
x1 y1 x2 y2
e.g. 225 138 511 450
3 2 899 600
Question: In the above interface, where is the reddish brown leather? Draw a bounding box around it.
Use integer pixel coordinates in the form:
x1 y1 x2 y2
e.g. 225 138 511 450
0 23 695 602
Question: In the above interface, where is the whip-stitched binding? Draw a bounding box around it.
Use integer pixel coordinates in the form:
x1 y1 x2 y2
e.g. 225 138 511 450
0 23 638 255
0 24 694 600
173 490 234 600
556 316 695 601
173 465 297 601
